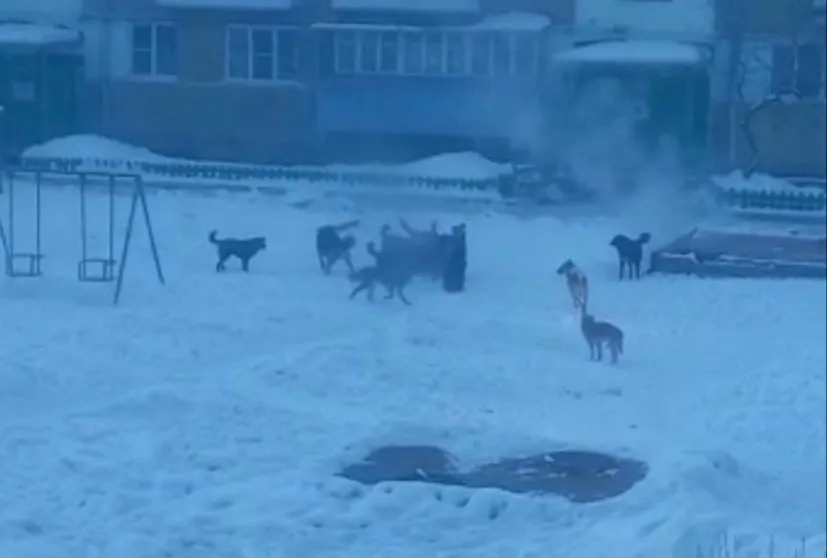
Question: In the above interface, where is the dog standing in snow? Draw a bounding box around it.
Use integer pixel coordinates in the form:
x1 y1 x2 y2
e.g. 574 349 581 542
580 307 624 364
557 259 589 310
610 233 651 280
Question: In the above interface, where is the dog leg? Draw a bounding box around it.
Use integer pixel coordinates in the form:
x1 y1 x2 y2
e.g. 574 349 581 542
241 257 250 272
397 286 412 305
325 252 341 274
349 281 369 300
343 252 354 274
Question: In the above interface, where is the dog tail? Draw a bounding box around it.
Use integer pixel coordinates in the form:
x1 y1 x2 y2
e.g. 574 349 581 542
617 333 624 354
208 230 219 244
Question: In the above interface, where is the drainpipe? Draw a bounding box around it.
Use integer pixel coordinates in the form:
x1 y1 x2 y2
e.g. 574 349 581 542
725 0 743 171
99 0 113 134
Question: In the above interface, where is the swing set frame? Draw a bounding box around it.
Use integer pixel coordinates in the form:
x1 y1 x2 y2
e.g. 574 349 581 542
0 168 165 304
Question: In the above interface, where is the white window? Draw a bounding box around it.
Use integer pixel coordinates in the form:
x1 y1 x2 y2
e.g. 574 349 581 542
379 32 399 73
771 43 825 99
403 32 424 74
470 33 491 76
327 28 530 78
359 31 380 73
423 31 444 74
334 31 357 74
445 33 468 75
225 26 300 82
131 23 177 78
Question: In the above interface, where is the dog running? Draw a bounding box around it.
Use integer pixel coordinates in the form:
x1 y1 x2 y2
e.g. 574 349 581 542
349 241 413 305
208 230 266 272
557 259 588 310
609 233 651 280
316 219 359 275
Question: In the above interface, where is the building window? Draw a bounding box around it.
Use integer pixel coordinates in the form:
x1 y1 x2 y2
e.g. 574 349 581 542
423 31 444 74
771 43 826 99
795 43 824 98
379 32 399 73
330 28 533 78
445 33 467 75
131 23 177 77
252 29 274 80
471 34 491 76
334 31 357 74
360 31 380 73
225 26 300 82
403 32 424 74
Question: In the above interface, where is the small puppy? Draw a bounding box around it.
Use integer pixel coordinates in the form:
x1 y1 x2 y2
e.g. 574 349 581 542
580 308 624 364
208 230 266 272
556 259 588 310
610 233 651 280
316 220 359 275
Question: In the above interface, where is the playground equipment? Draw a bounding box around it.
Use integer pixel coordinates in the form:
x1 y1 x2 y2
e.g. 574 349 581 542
0 169 165 304
0 171 42 277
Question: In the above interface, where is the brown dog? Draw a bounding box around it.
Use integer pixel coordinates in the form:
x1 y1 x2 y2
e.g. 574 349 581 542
557 259 588 310
580 307 624 364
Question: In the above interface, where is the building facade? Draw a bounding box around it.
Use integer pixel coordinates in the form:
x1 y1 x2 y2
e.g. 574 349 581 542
2 0 824 176
74 0 575 164
710 0 825 177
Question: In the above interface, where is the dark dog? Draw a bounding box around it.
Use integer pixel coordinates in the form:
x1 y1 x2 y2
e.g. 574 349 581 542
557 259 588 310
610 233 651 280
316 220 358 275
349 241 413 305
580 308 624 364
208 230 266 272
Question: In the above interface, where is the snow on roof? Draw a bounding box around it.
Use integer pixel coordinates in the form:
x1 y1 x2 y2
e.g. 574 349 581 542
0 0 83 23
554 41 705 66
312 12 550 32
331 0 479 12
154 0 294 8
0 23 80 46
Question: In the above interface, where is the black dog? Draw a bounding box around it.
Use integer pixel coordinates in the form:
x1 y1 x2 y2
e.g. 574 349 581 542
316 220 358 275
610 233 651 280
209 230 266 272
349 241 413 305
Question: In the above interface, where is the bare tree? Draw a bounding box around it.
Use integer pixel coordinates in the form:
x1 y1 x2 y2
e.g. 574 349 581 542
723 0 815 178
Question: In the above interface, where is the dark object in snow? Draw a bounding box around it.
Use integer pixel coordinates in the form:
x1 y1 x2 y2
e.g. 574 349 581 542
442 224 467 293
649 228 826 279
338 444 648 503
610 232 651 280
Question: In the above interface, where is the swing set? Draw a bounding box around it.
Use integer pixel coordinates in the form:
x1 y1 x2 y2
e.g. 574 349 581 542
0 168 165 304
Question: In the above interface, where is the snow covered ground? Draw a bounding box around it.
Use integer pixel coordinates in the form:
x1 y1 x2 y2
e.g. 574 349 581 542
0 180 824 557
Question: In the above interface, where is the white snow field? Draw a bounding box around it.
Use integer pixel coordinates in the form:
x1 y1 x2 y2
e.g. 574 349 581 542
0 182 824 558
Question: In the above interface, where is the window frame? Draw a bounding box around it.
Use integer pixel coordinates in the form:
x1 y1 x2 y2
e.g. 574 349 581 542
328 27 538 78
224 25 301 83
770 41 826 101
130 22 178 79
